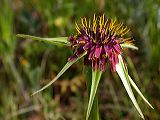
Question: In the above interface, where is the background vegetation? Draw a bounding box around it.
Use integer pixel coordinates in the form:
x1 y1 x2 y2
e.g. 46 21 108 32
0 0 159 119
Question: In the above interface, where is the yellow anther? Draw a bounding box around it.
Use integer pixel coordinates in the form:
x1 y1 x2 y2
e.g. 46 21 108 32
81 18 85 27
88 19 91 28
93 16 97 33
84 17 87 27
93 14 96 22
121 28 130 36
102 38 108 44
102 54 107 58
116 22 123 32
119 37 133 44
102 14 105 25
99 16 103 31
75 22 81 34
109 19 116 31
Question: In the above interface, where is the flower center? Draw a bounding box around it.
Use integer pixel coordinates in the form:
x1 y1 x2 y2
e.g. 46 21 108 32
68 14 133 72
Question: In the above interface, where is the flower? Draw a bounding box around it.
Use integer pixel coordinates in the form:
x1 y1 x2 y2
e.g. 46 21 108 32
68 14 133 72
23 14 153 119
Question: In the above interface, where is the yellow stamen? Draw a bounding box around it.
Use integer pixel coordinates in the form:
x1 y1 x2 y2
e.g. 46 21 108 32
115 22 123 32
99 16 103 32
102 14 105 26
102 37 109 44
119 37 133 44
88 19 91 29
93 14 96 22
121 28 130 36
104 19 108 28
81 18 85 27
84 17 87 27
120 26 127 34
106 19 112 33
109 19 116 31
93 17 97 33
75 22 81 34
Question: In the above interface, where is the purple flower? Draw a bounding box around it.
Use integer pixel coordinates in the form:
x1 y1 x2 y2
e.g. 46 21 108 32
68 14 133 72
28 15 153 119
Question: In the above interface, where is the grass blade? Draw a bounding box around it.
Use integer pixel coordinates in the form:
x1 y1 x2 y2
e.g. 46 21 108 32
121 44 138 50
86 69 102 120
128 75 154 109
32 52 86 96
17 34 71 46
116 55 144 119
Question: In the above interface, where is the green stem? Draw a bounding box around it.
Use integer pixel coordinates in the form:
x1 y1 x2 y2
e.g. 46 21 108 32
85 68 100 120
89 92 99 120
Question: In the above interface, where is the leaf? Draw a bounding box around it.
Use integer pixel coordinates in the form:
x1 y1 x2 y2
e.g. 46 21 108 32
121 44 138 50
86 69 102 120
116 55 144 119
17 34 71 46
31 52 87 96
128 75 154 109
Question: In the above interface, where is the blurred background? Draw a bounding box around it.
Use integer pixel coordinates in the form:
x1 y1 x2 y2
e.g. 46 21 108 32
0 0 159 119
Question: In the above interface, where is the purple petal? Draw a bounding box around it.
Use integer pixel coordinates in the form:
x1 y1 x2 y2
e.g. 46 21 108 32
95 60 99 70
111 61 116 71
71 40 78 48
104 45 112 58
104 45 109 53
80 28 86 34
101 47 106 55
113 44 122 54
114 54 119 64
94 46 102 58
100 59 106 72
96 29 101 40
76 46 85 56
83 42 92 50
92 60 99 71
68 36 74 42
88 46 96 59
83 35 89 40
109 51 119 71
90 31 95 39
110 55 116 71
88 50 94 60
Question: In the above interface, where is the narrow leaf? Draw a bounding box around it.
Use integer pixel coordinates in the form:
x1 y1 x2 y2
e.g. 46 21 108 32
86 69 102 120
116 55 144 119
17 34 71 46
32 52 86 96
128 75 154 109
121 44 138 50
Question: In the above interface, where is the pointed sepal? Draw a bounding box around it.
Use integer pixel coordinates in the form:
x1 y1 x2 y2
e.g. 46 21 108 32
128 75 154 109
17 34 71 46
121 44 138 50
32 52 86 96
116 55 144 119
